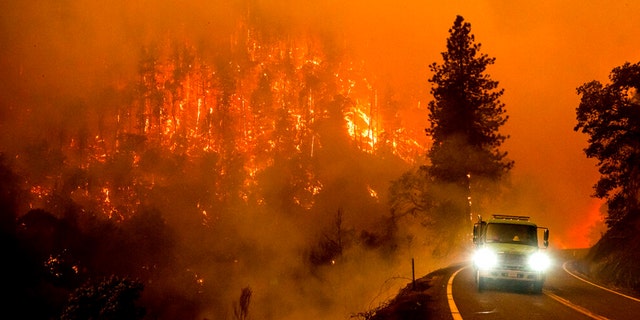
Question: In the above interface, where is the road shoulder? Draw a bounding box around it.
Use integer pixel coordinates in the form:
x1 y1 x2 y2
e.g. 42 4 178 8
357 263 465 320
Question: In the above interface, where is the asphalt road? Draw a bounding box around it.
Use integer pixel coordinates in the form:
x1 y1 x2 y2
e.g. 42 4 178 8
448 250 640 319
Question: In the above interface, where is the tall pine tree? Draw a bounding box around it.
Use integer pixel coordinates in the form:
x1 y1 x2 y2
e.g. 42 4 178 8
426 15 512 224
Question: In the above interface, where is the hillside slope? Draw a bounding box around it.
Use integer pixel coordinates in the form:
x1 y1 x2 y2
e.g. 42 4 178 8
577 217 640 294
353 264 463 320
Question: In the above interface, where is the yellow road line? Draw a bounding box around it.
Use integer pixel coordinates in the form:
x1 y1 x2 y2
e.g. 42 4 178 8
446 262 617 319
543 290 609 320
447 265 467 320
562 261 640 303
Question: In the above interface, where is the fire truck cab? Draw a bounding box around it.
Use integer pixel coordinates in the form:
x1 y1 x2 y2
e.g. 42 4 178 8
472 214 550 293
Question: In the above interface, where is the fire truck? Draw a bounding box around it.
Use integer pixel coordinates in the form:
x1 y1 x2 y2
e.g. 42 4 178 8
472 214 550 293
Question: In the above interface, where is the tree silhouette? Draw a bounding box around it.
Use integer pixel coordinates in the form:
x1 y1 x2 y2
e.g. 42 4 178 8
575 61 640 228
427 15 512 185
425 15 512 242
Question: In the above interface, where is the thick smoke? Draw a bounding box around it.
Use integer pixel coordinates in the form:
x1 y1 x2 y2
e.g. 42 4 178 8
0 1 447 319
3 1 640 319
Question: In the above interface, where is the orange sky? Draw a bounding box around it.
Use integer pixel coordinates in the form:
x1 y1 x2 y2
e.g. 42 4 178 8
251 0 640 248
341 0 638 248
448 1 639 248
2 0 639 248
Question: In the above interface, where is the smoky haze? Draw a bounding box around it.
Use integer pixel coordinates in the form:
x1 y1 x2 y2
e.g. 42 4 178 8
2 0 639 318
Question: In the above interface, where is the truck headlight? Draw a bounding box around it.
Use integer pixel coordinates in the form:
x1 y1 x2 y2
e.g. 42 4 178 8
528 252 551 271
473 248 498 269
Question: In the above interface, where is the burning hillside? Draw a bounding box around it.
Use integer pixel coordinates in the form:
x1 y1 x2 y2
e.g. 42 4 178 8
1 5 436 319
17 16 427 221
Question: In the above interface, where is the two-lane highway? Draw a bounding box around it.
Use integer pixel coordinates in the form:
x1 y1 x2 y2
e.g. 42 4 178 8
448 250 640 319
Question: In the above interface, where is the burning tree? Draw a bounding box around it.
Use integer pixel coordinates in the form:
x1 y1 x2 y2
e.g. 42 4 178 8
60 275 145 320
4 7 433 319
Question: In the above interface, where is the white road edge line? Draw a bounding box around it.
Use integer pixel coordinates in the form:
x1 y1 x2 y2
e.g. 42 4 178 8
543 290 609 320
562 261 640 303
447 265 467 320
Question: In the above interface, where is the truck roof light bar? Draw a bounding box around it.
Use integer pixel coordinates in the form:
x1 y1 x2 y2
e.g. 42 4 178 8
492 214 530 221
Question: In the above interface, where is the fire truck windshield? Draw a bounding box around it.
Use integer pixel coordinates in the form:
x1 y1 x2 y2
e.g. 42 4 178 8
485 223 538 246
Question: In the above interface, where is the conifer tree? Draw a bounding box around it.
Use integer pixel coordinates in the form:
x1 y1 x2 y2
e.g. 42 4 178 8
426 15 512 227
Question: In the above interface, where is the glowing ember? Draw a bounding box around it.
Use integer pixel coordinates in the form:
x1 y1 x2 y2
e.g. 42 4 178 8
367 185 379 199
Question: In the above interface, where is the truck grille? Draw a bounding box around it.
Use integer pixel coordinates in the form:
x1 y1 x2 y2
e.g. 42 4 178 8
498 252 526 270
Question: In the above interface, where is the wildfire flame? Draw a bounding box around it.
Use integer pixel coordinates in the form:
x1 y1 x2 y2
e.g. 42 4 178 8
20 17 426 221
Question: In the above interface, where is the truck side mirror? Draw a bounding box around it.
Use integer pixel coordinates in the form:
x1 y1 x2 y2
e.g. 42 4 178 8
543 229 549 248
473 221 486 245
